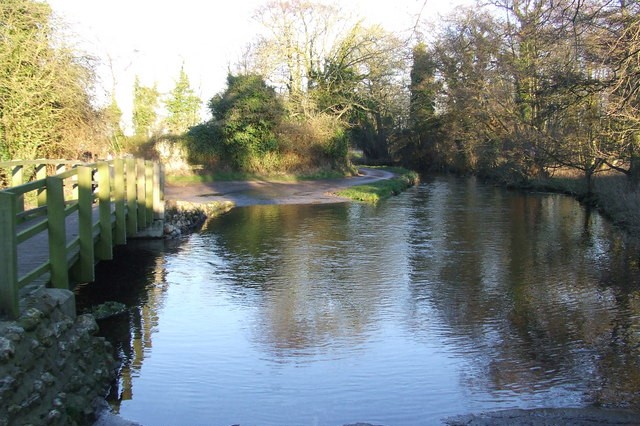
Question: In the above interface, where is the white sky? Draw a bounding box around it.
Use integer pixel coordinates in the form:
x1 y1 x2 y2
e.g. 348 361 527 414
45 0 469 131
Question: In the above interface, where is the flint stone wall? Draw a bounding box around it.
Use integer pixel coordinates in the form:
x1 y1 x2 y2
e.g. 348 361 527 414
164 200 234 238
0 288 116 426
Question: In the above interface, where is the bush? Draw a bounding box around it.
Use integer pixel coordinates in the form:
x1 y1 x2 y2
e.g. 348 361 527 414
209 74 284 170
185 123 222 165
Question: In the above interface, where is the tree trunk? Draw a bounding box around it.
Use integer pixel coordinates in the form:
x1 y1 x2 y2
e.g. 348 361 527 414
585 167 595 198
628 133 640 185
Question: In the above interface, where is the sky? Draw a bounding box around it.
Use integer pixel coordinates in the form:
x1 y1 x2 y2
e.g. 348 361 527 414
45 0 469 132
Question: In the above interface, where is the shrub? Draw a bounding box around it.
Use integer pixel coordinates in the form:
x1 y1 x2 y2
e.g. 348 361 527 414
185 123 222 165
209 74 285 170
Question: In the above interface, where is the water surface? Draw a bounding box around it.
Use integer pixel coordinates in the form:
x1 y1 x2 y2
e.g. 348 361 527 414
77 176 640 425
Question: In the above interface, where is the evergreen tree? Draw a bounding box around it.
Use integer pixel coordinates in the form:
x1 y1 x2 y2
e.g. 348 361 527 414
104 95 125 152
393 42 441 170
164 65 201 134
132 76 159 138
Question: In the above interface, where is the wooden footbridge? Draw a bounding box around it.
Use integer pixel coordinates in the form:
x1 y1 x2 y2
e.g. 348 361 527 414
0 158 164 319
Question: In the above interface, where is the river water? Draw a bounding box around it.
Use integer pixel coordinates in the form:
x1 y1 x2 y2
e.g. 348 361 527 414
76 176 640 425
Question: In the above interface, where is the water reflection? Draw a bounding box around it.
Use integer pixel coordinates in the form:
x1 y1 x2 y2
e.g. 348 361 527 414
74 241 171 413
76 176 640 425
405 178 640 407
201 202 411 360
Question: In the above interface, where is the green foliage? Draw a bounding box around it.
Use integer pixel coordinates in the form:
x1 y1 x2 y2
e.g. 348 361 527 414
335 167 419 203
185 123 222 164
323 126 349 160
103 95 125 152
393 43 442 170
132 77 160 138
208 73 285 170
165 65 201 134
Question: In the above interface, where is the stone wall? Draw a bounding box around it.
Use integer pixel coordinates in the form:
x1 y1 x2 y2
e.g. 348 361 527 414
164 200 234 238
0 288 116 426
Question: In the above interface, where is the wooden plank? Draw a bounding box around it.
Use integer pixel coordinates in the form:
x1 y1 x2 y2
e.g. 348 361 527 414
126 157 138 236
136 158 146 229
16 205 47 223
4 157 161 304
8 179 46 198
153 162 164 220
11 165 23 187
36 163 47 206
145 161 154 226
114 159 126 244
11 165 24 213
18 261 50 289
46 176 69 289
0 192 19 319
96 162 113 260
0 159 86 167
73 166 95 283
16 218 48 243
71 169 79 201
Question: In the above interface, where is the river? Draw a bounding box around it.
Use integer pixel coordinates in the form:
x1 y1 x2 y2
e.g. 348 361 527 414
76 175 640 425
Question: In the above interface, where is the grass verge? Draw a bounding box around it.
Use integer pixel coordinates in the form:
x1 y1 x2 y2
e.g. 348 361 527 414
335 167 419 203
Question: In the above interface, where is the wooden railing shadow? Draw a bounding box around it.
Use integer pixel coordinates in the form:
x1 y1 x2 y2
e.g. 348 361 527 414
0 158 164 319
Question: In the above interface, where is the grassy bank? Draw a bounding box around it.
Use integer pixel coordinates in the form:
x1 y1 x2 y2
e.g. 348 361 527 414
335 167 419 203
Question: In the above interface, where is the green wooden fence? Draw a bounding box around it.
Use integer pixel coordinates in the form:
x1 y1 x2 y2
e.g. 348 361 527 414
0 158 164 319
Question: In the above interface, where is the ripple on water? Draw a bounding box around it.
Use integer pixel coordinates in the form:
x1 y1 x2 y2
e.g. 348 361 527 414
81 178 640 425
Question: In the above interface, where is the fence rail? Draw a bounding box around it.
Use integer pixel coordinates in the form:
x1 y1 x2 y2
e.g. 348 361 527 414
0 158 164 319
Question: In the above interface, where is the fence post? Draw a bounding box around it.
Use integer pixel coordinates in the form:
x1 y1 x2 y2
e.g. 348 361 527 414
11 165 24 213
114 159 126 244
153 162 164 220
73 166 95 283
145 161 154 226
71 168 79 201
47 176 69 289
0 191 19 319
126 157 138 236
36 163 47 207
96 162 113 260
136 158 146 229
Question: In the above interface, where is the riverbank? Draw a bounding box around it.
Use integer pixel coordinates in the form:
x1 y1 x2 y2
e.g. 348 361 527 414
474 169 640 240
525 173 640 238
334 167 419 203
444 407 640 425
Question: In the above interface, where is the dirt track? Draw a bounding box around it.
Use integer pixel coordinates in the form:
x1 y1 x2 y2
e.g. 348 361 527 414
164 167 395 206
